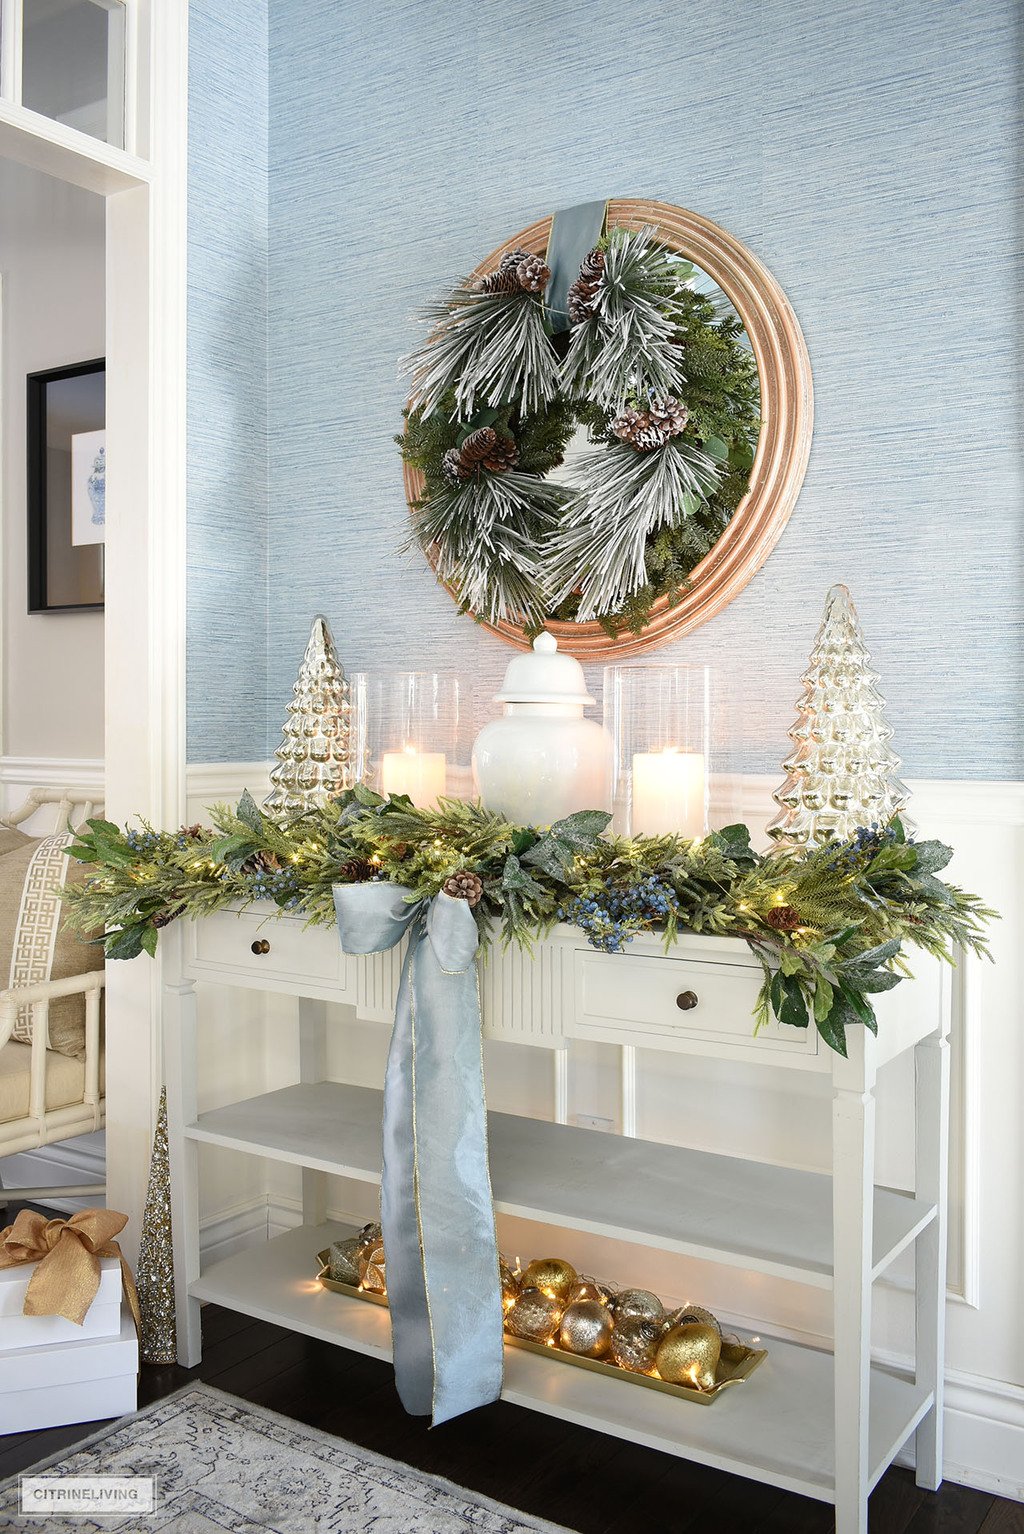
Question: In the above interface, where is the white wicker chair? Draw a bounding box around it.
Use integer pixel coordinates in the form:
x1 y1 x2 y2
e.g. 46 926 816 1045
0 789 106 1204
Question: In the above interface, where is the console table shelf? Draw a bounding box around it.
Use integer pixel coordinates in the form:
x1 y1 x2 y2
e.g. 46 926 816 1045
190 1219 932 1505
186 1080 937 1288
164 908 952 1534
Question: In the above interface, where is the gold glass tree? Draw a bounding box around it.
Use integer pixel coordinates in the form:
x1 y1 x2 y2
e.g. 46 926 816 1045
264 615 354 817
767 584 911 847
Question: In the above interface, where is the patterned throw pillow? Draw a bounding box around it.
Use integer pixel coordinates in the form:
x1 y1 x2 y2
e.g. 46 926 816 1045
0 834 104 1059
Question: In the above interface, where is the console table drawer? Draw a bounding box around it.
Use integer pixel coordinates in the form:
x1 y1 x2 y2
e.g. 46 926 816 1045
189 910 345 987
573 950 819 1058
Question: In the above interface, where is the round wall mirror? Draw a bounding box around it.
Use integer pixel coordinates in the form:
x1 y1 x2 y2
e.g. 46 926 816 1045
401 198 813 658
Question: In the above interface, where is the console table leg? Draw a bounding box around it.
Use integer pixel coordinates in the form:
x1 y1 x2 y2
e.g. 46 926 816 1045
164 936 202 1367
552 1048 569 1125
299 998 329 1227
832 1050 877 1534
914 1023 950 1490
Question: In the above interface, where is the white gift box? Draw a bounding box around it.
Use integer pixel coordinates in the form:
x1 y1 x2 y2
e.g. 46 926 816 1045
0 1253 122 1350
0 1302 137 1433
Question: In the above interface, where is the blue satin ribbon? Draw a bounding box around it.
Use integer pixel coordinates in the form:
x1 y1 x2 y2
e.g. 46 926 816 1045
544 198 608 333
332 882 504 1425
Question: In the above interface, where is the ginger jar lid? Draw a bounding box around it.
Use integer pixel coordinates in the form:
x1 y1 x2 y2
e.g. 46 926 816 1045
495 632 595 706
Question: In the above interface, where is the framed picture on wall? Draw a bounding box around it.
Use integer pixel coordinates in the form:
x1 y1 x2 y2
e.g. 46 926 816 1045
27 358 105 612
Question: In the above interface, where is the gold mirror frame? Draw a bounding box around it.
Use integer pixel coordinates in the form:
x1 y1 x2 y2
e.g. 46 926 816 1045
403 198 813 658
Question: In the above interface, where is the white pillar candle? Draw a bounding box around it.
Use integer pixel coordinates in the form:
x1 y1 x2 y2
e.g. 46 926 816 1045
631 749 706 838
380 747 447 808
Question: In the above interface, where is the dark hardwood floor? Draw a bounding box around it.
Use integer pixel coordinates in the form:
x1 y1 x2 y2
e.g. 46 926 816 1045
1 1301 1022 1533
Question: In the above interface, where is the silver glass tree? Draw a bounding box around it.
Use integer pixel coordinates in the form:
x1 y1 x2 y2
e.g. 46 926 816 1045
263 615 354 816
767 584 911 847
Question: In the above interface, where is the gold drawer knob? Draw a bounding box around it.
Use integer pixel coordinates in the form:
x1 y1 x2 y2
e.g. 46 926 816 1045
676 990 699 1011
251 939 271 955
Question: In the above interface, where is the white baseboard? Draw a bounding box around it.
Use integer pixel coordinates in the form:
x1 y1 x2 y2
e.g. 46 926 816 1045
0 1133 106 1213
200 1197 271 1265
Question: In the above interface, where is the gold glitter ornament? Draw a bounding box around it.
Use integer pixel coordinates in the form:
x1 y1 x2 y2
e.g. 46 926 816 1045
520 1258 578 1302
499 1255 521 1311
558 1299 614 1358
614 1287 665 1325
506 1289 563 1342
328 1238 363 1286
609 1315 661 1374
569 1277 612 1305
670 1304 723 1339
359 1243 387 1294
655 1321 722 1390
137 1087 177 1365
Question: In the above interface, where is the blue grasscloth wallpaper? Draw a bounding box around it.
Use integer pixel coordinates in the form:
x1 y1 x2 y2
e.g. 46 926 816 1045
188 0 1022 776
187 0 268 761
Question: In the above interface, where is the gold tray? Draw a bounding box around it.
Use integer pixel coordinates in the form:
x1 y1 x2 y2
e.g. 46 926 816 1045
316 1251 766 1405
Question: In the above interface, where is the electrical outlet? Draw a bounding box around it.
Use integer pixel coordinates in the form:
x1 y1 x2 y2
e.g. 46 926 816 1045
576 1113 614 1132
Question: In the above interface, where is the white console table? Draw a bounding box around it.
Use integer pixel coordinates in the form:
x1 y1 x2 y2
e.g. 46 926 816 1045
163 906 950 1534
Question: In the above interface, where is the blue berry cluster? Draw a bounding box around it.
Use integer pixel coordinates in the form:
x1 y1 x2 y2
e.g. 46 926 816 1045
831 822 903 871
125 829 161 853
248 866 302 909
558 875 679 953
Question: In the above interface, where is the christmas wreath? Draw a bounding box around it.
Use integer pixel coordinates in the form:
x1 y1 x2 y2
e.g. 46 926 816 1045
399 225 760 636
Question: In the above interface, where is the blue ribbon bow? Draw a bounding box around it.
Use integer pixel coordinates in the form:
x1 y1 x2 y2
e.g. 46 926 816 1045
333 882 504 1425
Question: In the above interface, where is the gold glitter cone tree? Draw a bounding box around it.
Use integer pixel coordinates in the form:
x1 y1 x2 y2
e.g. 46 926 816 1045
264 615 354 816
137 1087 177 1365
767 584 911 848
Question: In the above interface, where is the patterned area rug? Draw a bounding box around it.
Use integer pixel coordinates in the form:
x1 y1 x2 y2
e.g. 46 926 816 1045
0 1384 570 1533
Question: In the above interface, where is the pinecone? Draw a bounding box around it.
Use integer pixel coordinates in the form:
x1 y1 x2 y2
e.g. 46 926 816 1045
443 426 517 485
443 870 484 907
579 247 605 283
151 903 186 929
180 824 204 842
765 904 802 932
567 276 599 324
647 395 689 436
337 856 375 883
516 253 551 293
241 848 281 875
441 446 469 485
498 247 533 274
611 408 669 453
478 266 522 296
566 247 606 324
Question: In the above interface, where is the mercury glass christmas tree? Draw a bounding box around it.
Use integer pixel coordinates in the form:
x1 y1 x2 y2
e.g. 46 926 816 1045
263 615 353 816
767 584 911 847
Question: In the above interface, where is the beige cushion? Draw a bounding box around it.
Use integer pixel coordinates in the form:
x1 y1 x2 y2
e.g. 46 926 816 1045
0 828 32 857
0 836 103 1059
0 1040 104 1124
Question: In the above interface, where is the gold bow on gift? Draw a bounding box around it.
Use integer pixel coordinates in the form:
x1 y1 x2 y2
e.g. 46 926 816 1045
0 1207 141 1331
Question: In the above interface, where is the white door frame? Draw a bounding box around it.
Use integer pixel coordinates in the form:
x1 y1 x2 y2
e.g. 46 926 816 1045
0 0 188 1261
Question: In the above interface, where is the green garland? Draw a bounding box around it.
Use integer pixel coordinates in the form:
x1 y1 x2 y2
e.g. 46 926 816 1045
398 228 761 637
62 789 994 1059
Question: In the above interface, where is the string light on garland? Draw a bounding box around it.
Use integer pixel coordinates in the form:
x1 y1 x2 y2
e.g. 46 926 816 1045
62 786 995 1058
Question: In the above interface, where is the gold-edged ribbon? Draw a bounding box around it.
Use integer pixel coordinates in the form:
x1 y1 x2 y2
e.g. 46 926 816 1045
0 1207 141 1332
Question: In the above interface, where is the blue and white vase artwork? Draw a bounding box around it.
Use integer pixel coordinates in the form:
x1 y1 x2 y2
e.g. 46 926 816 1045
87 446 105 528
